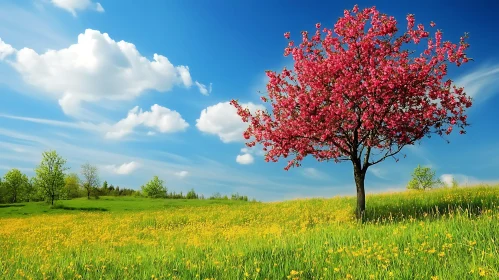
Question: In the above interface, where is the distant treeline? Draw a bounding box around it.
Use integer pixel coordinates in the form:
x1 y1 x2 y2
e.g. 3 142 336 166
138 176 253 201
0 150 255 204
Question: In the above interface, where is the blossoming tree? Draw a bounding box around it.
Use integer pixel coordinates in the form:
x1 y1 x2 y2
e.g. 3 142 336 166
231 5 472 218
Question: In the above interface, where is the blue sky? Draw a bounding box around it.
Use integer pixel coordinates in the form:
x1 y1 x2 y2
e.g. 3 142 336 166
0 0 498 201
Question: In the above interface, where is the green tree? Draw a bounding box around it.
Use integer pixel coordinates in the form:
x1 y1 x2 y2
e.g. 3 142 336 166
34 150 68 205
407 165 442 191
101 181 109 195
2 169 29 203
63 173 81 199
4 169 28 203
186 189 198 199
141 176 167 198
24 177 38 202
209 192 222 200
108 184 115 194
0 178 6 203
81 163 100 199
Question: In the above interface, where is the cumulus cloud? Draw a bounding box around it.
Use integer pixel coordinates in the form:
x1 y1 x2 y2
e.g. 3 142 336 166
195 81 211 96
196 101 265 143
240 146 266 158
0 39 15 60
175 170 189 178
236 153 254 165
104 161 140 175
6 29 195 118
236 146 265 165
51 0 104 16
106 104 189 139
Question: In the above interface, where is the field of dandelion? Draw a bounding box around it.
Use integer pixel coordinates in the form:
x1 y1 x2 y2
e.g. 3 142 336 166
1 185 498 280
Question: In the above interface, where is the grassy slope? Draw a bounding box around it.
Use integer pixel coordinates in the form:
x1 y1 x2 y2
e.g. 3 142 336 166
0 185 498 279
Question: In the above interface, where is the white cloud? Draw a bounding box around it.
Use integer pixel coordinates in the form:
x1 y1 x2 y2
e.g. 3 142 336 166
0 141 32 155
440 174 454 186
105 104 189 139
196 101 265 143
95 3 104 12
195 81 210 95
177 65 193 87
104 161 140 175
12 147 27 153
0 38 15 60
454 64 499 103
51 0 104 16
440 173 481 187
368 166 389 180
0 113 108 132
0 4 71 52
5 29 195 118
0 4 71 93
175 170 189 178
236 153 254 165
0 109 188 140
439 173 499 187
240 146 265 156
104 161 141 175
301 167 328 180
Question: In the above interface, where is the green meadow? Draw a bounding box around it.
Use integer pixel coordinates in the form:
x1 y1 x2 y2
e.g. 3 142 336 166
0 185 498 279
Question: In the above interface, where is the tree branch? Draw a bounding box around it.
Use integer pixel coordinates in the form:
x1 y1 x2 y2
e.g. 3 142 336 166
368 144 406 166
362 146 371 172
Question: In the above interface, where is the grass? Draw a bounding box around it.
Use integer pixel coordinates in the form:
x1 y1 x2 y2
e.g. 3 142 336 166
0 196 248 218
0 185 498 279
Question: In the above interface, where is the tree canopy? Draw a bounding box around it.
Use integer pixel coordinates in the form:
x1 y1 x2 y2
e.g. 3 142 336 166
2 168 29 203
34 150 68 205
231 5 472 218
141 176 167 198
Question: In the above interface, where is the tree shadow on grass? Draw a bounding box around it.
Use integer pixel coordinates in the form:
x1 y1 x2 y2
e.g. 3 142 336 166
50 204 108 212
0 204 25 208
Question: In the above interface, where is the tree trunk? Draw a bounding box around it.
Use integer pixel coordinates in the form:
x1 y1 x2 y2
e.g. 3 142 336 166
51 195 54 205
353 161 366 220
